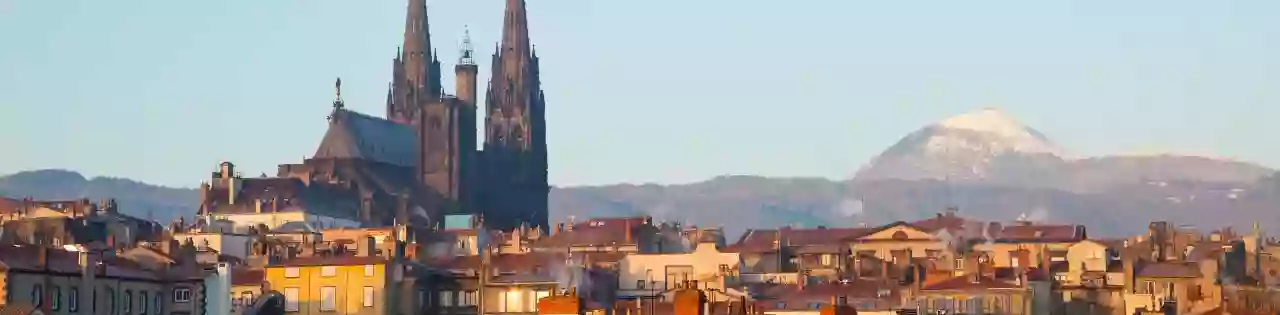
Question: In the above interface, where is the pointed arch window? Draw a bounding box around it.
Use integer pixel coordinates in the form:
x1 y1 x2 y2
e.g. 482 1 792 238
512 125 525 145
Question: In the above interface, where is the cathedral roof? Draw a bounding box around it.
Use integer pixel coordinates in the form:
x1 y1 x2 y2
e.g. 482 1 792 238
313 109 417 167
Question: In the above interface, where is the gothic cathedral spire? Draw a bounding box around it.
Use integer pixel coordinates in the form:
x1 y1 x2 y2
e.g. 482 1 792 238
389 0 443 124
486 0 542 150
479 0 549 231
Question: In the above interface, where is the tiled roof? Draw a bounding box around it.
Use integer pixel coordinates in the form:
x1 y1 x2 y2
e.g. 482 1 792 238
537 217 647 247
1136 262 1202 278
909 213 979 233
0 245 202 281
997 224 1084 242
275 255 387 267
231 267 265 286
920 275 1024 291
313 108 416 167
0 197 19 214
725 227 870 253
723 229 779 253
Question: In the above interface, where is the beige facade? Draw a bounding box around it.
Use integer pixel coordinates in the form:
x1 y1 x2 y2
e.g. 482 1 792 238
849 224 947 264
209 212 360 230
618 242 739 300
173 232 252 260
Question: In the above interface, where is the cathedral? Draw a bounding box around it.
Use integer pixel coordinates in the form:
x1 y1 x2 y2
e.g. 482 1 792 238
384 0 550 231
198 0 549 231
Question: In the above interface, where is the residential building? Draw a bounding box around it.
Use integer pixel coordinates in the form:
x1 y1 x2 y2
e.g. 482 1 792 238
619 238 740 302
263 243 398 315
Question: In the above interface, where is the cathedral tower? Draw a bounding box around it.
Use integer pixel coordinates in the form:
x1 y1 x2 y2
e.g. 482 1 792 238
388 0 443 125
479 0 549 230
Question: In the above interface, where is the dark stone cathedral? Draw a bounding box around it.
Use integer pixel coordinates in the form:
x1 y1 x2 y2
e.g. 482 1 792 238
382 0 550 230
201 0 548 231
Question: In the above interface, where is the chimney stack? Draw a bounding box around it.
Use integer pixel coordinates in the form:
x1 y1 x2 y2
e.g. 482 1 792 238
625 221 633 244
357 236 376 257
673 287 708 315
36 246 49 269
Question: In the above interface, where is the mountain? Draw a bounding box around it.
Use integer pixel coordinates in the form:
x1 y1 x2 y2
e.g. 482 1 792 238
3 108 1276 237
0 169 197 223
855 108 1273 192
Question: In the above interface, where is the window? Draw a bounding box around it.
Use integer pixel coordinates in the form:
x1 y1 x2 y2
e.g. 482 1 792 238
69 287 79 312
440 291 454 307
52 286 61 311
954 258 964 270
533 291 550 311
364 265 375 277
665 265 694 289
140 291 148 315
821 254 833 266
320 286 337 311
32 284 44 306
1010 251 1021 268
124 290 132 313
107 289 115 314
636 280 646 289
363 287 375 307
461 290 477 306
500 290 525 312
283 288 300 312
1143 281 1155 294
321 266 337 277
173 288 192 303
285 267 300 278
153 294 162 315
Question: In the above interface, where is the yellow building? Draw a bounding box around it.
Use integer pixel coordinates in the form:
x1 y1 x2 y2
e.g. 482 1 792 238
265 255 395 315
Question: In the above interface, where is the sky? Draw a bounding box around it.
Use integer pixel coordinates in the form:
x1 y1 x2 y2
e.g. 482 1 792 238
1 0 1278 188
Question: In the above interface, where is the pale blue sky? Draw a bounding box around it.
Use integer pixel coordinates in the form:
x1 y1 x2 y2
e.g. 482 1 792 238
1 1 1278 188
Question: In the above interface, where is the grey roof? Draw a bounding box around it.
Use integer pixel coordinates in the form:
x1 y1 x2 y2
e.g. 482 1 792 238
313 109 417 167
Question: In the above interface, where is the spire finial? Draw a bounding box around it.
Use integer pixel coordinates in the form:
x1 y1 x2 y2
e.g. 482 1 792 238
460 25 475 65
332 77 345 109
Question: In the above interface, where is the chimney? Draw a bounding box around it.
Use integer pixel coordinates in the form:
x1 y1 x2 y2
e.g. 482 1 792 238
965 253 981 283
1041 245 1051 270
391 190 407 225
673 287 707 315
1122 255 1136 293
625 221 633 244
819 296 857 315
79 250 96 303
37 246 49 269
357 236 376 257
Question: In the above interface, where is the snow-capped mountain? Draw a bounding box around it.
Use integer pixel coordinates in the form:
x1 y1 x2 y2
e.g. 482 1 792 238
854 108 1069 187
854 107 1273 191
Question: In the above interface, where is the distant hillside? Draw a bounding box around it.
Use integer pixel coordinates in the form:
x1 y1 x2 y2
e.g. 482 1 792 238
5 108 1277 236
0 169 197 223
2 169 1277 237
